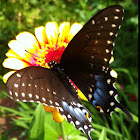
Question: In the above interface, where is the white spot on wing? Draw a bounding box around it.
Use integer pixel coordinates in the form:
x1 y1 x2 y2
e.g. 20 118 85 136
9 91 12 95
75 121 80 125
89 87 92 93
15 92 18 97
49 100 53 104
36 101 41 103
109 90 114 96
55 102 59 106
67 114 71 118
113 83 117 89
42 97 46 102
111 50 113 55
53 91 56 95
84 125 88 130
104 17 108 21
107 79 111 84
112 24 116 27
29 93 32 98
104 58 108 62
114 16 119 19
16 73 21 77
95 40 98 44
109 32 114 36
106 49 110 53
22 92 25 97
92 20 95 24
88 94 92 100
77 103 82 107
114 94 119 102
115 8 120 12
110 70 118 78
100 25 103 28
22 83 25 86
107 40 112 44
29 100 34 102
110 111 113 116
36 95 39 99
110 102 115 106
14 84 18 88
59 107 64 112
115 33 118 37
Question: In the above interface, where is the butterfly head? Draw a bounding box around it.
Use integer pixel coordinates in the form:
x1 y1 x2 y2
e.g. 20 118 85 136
49 60 57 69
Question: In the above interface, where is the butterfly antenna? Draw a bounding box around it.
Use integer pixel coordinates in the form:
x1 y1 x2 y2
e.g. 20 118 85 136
25 50 38 58
25 50 49 62
51 33 60 61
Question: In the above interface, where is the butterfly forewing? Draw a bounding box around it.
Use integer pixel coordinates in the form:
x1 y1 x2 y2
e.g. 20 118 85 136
60 5 124 67
60 5 133 120
6 66 94 139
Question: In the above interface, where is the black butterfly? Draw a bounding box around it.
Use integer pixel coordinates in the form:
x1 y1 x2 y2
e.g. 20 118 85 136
6 5 133 140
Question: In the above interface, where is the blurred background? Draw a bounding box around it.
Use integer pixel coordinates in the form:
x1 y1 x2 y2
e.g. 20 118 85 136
0 0 138 140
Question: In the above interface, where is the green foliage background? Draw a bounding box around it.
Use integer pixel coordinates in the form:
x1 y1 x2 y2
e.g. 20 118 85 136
0 0 138 140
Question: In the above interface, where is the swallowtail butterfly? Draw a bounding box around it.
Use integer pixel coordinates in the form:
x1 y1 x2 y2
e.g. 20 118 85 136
6 5 133 140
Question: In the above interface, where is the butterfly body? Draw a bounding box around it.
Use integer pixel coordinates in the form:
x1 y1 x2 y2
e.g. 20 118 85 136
6 5 133 140
49 60 78 99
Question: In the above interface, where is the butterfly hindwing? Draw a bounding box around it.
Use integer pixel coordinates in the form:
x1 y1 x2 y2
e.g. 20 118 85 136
6 66 94 139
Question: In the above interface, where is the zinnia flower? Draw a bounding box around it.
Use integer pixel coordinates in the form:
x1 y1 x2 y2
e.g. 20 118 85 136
3 21 89 123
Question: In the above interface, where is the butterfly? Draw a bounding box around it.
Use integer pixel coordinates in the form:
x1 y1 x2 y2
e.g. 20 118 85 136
6 5 133 140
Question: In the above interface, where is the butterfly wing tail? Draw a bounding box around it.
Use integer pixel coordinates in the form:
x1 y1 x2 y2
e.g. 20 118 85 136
116 102 133 121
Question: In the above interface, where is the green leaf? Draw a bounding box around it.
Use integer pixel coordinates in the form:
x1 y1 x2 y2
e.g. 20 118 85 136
99 127 108 140
44 113 61 140
63 120 83 139
27 104 46 140
44 112 87 140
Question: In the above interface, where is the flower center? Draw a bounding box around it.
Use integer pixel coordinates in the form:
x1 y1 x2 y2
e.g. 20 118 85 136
35 41 68 68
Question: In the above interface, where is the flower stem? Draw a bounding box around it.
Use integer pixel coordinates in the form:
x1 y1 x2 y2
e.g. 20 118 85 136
60 121 66 140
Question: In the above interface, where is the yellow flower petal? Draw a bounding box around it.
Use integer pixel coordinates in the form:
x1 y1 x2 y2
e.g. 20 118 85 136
35 26 47 48
3 58 29 70
8 40 32 62
16 32 40 53
69 23 83 41
43 105 65 123
3 71 15 83
43 105 56 112
45 22 59 44
6 49 21 58
53 109 65 123
78 89 88 101
59 22 70 42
